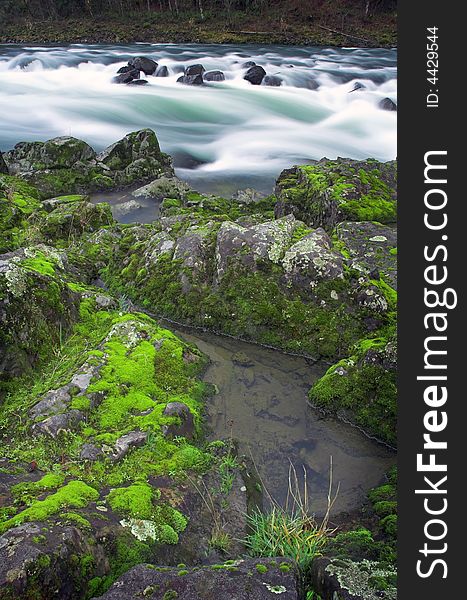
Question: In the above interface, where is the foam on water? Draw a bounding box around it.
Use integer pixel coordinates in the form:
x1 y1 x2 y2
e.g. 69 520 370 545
0 43 396 194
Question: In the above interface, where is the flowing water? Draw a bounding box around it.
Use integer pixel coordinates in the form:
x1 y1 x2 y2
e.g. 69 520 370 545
172 325 395 516
0 43 396 195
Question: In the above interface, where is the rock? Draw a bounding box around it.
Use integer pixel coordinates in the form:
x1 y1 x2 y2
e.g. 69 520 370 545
112 69 140 84
350 82 366 92
132 176 191 201
232 351 254 367
310 557 397 600
127 79 148 86
274 159 397 229
163 402 195 439
112 199 144 217
282 228 344 288
263 74 282 87
232 188 266 205
42 194 89 212
94 558 299 600
173 227 212 291
30 200 114 242
155 65 169 77
32 410 84 438
244 65 266 85
0 152 8 174
30 387 71 420
0 523 108 600
242 61 256 69
204 70 225 82
4 130 172 198
112 430 148 461
0 247 80 383
184 64 205 77
80 443 104 461
379 97 397 111
143 231 176 263
116 65 135 74
215 214 299 280
128 56 158 75
177 74 204 86
335 221 397 289
4 136 96 173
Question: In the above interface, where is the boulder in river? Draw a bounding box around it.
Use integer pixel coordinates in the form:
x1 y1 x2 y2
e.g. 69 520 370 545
112 69 140 84
155 64 169 77
379 97 397 111
263 74 282 87
128 56 158 75
177 74 204 86
185 63 205 77
116 65 135 74
244 65 266 85
204 70 225 82
242 60 257 69
350 81 366 92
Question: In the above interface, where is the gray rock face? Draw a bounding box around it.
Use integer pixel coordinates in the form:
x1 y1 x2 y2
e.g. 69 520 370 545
335 221 397 289
32 410 84 438
215 214 298 280
128 56 158 75
0 523 108 600
132 176 191 201
172 227 213 291
244 65 266 85
80 443 104 461
204 70 225 82
96 129 161 171
143 231 176 263
94 559 299 600
163 402 195 439
232 188 266 205
112 430 148 461
30 387 72 421
282 228 344 288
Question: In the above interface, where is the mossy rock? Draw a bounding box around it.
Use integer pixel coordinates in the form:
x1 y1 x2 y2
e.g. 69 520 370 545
274 159 397 230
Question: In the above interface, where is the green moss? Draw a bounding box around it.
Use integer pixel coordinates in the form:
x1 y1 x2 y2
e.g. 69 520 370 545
0 480 99 533
11 472 65 501
256 563 268 573
59 511 92 529
106 482 156 519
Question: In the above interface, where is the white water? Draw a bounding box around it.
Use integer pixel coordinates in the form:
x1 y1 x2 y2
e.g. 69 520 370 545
0 43 396 194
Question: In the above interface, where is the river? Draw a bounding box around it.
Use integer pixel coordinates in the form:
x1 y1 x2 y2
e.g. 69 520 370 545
0 43 396 195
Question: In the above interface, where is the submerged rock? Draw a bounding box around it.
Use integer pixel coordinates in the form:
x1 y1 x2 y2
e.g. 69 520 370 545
185 64 205 77
94 558 299 600
132 176 192 201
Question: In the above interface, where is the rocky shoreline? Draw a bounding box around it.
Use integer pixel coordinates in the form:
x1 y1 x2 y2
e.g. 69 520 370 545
0 129 397 599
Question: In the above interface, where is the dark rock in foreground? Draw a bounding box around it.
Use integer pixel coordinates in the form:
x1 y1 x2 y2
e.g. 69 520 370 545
0 152 8 174
244 65 266 85
155 65 169 77
93 559 299 600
